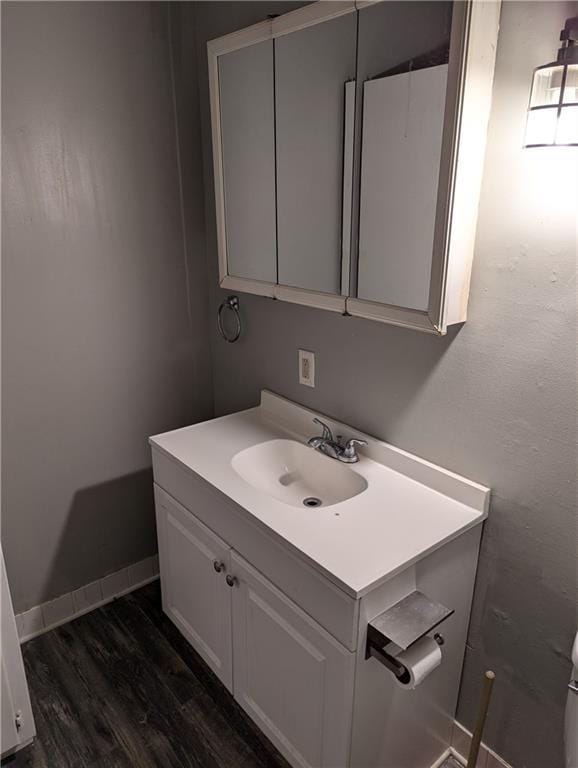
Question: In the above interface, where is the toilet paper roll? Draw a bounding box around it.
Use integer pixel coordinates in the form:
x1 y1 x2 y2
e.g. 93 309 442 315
394 635 442 689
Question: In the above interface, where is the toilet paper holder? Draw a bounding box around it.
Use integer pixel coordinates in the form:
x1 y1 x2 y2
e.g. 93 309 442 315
365 590 454 683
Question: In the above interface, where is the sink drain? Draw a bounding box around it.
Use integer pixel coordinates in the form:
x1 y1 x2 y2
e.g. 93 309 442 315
303 497 322 508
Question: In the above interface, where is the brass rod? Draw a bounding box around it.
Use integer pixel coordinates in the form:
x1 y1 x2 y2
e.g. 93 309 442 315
467 670 495 767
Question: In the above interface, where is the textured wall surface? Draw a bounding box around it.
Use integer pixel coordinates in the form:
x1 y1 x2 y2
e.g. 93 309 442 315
1 1 213 612
192 3 577 767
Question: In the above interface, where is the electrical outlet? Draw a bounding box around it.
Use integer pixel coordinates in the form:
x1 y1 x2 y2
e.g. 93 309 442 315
298 349 315 388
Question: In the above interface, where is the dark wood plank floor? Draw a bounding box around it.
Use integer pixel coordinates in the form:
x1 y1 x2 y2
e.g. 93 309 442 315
2 582 289 768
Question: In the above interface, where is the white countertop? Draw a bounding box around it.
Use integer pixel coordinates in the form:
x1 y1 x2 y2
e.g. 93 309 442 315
150 391 489 598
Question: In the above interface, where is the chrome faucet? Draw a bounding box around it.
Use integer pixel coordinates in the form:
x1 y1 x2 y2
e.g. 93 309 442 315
307 418 367 464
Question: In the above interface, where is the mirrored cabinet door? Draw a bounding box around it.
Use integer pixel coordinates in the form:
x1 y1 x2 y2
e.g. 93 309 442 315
357 65 448 310
209 1 500 333
219 40 277 284
275 13 357 295
355 1 452 310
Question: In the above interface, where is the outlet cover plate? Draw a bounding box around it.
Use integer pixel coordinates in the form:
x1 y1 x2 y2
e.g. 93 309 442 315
298 349 315 388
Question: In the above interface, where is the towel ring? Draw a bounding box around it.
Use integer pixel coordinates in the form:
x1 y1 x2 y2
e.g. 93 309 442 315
218 295 241 343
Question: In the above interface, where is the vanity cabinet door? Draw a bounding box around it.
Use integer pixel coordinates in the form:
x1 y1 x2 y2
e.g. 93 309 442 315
154 486 233 690
230 551 355 768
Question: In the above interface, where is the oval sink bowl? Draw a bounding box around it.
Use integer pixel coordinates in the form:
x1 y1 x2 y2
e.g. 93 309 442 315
231 439 368 508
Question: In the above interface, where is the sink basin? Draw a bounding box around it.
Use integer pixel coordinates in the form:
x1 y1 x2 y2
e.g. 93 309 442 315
231 439 367 509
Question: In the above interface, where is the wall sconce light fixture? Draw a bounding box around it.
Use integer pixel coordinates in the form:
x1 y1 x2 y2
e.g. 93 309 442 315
525 16 578 147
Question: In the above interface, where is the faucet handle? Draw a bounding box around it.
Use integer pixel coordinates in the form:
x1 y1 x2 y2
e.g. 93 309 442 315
342 438 367 460
312 417 334 442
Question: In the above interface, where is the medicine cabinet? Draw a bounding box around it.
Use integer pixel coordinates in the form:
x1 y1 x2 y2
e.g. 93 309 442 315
208 0 500 334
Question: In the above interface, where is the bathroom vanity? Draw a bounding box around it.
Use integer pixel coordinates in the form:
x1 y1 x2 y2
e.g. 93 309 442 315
150 392 490 768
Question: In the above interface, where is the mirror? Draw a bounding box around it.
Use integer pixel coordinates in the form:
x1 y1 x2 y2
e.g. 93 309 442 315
209 1 499 333
219 40 277 284
355 1 452 310
275 13 357 295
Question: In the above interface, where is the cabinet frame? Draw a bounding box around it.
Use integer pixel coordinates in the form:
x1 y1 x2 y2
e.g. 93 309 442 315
208 0 500 334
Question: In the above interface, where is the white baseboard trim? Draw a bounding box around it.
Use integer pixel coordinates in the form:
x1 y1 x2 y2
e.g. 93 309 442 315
431 748 452 768
15 555 160 643
451 721 514 768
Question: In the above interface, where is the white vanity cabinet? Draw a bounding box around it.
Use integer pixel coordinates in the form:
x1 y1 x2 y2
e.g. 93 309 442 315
150 392 490 768
153 472 481 768
154 485 355 768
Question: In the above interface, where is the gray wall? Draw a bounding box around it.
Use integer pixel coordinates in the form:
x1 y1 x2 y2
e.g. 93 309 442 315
1 1 213 613
192 3 577 767
2 1 575 766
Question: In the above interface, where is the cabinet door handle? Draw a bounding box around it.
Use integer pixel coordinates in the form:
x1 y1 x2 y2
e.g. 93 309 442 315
225 574 238 588
213 559 225 573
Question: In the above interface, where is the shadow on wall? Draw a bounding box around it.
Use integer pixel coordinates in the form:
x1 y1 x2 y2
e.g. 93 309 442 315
42 468 157 605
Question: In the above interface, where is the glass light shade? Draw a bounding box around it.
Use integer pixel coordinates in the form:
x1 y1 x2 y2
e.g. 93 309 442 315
525 63 578 147
562 64 578 102
557 104 578 143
